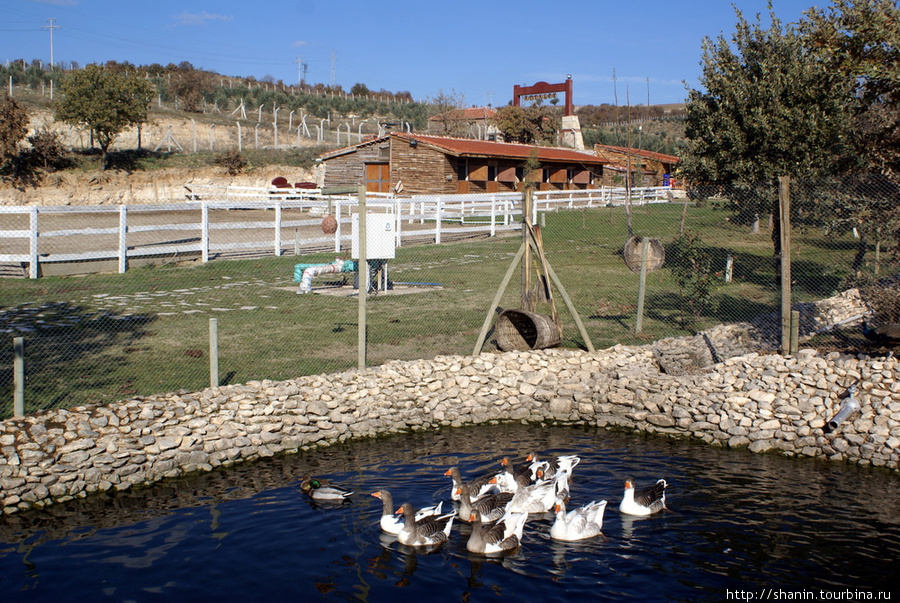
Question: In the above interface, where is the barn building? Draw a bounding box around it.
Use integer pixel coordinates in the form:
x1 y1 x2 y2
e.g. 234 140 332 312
317 133 609 195
592 145 681 187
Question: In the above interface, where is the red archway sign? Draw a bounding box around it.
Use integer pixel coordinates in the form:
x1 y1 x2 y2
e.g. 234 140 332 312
512 77 574 116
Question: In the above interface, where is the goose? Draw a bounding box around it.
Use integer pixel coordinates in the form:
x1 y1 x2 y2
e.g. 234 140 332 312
444 466 496 502
504 471 563 514
394 502 456 547
526 453 581 481
458 489 514 523
549 497 608 541
371 490 443 535
619 479 667 516
493 457 534 493
300 476 354 501
465 510 529 555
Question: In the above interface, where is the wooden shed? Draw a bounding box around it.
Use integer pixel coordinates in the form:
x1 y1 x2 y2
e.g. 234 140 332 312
593 145 681 188
317 133 609 195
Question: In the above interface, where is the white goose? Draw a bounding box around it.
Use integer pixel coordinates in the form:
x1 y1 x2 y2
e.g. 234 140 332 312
619 479 667 516
550 496 608 541
371 490 443 535
505 469 566 514
394 502 456 547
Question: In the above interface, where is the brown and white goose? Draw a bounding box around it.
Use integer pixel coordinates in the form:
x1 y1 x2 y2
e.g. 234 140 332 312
465 510 529 555
444 466 496 502
550 496 608 541
619 479 667 516
458 488 514 523
394 502 456 547
371 490 443 535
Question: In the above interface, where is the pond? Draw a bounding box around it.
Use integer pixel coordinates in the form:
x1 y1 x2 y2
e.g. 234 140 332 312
1 424 898 602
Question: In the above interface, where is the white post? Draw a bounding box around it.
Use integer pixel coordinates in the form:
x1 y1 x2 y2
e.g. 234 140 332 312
192 119 198 152
237 122 242 153
334 200 341 253
274 200 283 256
435 197 442 245
118 205 127 273
29 207 38 279
490 195 496 237
201 203 210 263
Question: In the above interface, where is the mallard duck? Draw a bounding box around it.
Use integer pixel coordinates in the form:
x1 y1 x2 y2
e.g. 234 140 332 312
619 479 667 516
371 490 443 535
300 476 354 501
550 497 608 541
394 502 456 547
458 488 514 523
444 466 496 502
466 510 529 555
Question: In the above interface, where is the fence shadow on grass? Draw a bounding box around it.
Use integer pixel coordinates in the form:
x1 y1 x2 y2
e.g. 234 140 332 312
0 303 157 419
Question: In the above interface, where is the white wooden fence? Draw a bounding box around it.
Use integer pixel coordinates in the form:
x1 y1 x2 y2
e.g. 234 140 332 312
0 187 674 278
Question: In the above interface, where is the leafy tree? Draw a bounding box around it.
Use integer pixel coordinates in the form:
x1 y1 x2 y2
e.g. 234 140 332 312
55 64 153 169
681 8 856 267
0 94 29 168
666 232 720 328
350 82 371 97
493 104 559 145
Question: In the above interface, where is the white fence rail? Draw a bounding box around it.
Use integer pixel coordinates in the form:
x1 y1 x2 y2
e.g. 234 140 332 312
0 186 674 278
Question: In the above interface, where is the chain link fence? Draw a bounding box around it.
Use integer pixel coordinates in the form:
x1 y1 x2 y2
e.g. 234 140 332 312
2 178 897 419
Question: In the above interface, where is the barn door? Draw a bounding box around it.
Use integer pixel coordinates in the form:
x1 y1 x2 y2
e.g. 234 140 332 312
365 163 390 193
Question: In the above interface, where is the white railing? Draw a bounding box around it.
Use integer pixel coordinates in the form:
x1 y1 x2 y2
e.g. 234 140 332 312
0 186 674 278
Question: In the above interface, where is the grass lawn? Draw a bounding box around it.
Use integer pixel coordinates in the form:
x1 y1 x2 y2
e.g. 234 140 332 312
0 202 863 418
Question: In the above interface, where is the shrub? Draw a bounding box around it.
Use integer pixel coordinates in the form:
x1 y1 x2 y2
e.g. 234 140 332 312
214 150 247 175
666 232 720 328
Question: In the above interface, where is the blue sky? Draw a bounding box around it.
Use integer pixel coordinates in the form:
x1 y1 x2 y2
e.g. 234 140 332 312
3 0 822 107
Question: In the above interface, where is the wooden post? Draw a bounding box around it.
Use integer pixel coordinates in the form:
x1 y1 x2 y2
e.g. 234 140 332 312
779 176 792 355
725 252 733 283
209 318 219 388
358 185 367 370
523 188 533 310
473 243 527 355
13 337 24 417
635 237 650 333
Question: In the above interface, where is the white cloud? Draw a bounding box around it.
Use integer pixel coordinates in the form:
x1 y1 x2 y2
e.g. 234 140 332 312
292 40 308 48
173 11 234 26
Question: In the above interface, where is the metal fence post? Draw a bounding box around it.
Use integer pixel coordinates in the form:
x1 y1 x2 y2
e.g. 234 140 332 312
13 337 24 417
29 207 38 279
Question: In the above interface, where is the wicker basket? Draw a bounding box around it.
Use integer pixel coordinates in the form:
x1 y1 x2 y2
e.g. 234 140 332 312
495 309 562 351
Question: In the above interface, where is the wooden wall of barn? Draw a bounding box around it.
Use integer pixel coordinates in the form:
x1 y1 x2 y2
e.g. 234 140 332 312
391 141 457 195
321 141 392 190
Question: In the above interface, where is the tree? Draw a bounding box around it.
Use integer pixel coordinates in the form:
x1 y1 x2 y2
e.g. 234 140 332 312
681 8 856 266
55 64 153 169
493 104 559 145
801 0 900 179
426 89 468 137
0 94 29 169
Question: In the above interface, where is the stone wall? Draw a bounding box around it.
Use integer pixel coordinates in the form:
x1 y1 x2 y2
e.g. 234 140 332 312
2 342 898 516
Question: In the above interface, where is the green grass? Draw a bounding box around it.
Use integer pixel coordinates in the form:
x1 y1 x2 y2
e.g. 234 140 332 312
0 203 865 418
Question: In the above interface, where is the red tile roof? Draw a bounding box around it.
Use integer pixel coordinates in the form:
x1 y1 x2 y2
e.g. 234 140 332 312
594 144 680 164
318 133 609 166
398 133 608 165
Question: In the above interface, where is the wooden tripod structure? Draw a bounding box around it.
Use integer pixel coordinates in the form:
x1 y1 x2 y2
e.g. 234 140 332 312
473 187 595 355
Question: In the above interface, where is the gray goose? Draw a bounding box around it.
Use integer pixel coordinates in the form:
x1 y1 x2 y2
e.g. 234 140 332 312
394 502 456 547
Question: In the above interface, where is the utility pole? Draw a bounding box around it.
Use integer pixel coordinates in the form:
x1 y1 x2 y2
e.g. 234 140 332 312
43 18 60 67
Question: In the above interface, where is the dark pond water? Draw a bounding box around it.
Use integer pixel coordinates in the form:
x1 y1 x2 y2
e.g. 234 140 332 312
1 424 899 603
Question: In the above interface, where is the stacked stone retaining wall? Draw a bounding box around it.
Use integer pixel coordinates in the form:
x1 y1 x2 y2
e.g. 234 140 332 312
2 344 898 516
